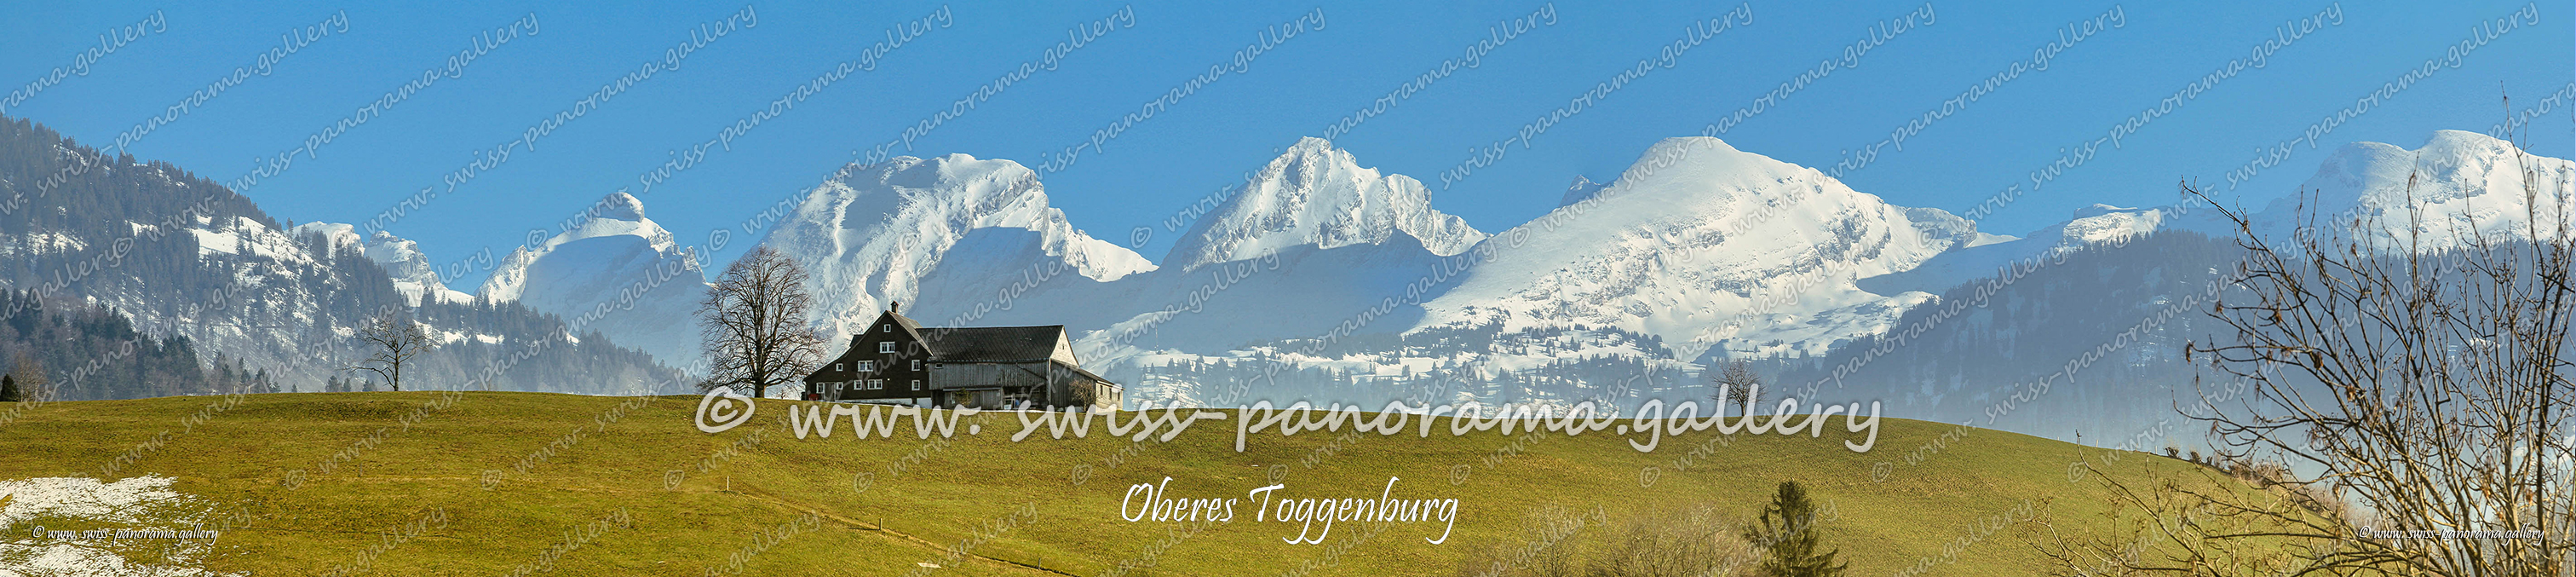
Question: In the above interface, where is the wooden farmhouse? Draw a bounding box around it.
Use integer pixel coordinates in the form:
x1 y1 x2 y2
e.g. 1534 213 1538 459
800 303 1122 411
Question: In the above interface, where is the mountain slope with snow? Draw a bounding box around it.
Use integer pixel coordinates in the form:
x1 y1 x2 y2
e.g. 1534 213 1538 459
2255 129 2573 248
477 192 710 365
0 118 681 394
1785 130 2576 446
760 153 1153 342
1414 136 1982 361
1855 202 2231 297
757 142 1495 389
1866 130 2574 297
288 223 474 306
746 129 2570 416
1050 137 1991 405
1164 137 1486 273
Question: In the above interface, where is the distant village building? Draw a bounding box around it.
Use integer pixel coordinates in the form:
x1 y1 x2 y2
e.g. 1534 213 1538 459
802 303 1121 411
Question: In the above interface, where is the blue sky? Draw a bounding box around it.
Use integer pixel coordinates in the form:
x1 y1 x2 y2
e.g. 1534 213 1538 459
6 1 2567 289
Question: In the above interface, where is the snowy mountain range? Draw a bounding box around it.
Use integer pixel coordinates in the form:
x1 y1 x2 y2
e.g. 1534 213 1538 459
18 101 2551 415
714 129 2564 410
1868 130 2573 298
729 136 1999 405
0 118 684 395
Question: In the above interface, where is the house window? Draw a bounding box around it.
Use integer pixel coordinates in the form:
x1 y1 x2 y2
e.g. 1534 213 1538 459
858 361 877 372
910 379 921 391
879 342 895 354
883 324 891 332
834 363 843 372
867 379 885 389
911 360 922 371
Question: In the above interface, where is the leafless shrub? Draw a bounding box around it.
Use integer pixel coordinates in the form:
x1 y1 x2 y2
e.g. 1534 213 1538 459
2042 113 2575 575
1457 503 1764 577
3 351 48 401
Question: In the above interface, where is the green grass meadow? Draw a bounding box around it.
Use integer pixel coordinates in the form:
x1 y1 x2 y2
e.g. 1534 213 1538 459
0 391 2225 575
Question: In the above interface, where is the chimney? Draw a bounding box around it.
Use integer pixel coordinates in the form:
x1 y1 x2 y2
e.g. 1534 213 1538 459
890 301 900 314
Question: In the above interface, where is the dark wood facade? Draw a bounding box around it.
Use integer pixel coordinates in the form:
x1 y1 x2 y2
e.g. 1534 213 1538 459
802 309 934 402
801 303 1121 411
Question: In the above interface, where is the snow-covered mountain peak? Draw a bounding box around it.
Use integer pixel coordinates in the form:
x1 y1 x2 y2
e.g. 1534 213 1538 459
1417 136 1982 361
795 153 1153 282
2413 129 2527 182
285 222 470 305
2265 130 2573 248
595 191 648 222
1164 138 1486 272
1557 175 1608 207
546 192 676 254
480 192 698 304
361 230 468 303
868 153 1021 194
1625 136 1797 188
2057 205 2175 245
469 192 709 363
1581 136 1923 221
1864 130 2573 303
763 153 1153 340
2073 203 2131 218
1544 136 1979 247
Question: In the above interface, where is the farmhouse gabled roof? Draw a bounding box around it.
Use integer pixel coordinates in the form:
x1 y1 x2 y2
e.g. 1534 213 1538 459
884 310 926 340
914 325 1066 361
1059 362 1113 385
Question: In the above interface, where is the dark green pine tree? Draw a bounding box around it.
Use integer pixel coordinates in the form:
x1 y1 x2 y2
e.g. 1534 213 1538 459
1745 481 1846 577
0 373 17 402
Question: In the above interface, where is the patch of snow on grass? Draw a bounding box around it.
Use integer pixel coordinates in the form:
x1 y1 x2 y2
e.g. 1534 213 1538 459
0 476 233 577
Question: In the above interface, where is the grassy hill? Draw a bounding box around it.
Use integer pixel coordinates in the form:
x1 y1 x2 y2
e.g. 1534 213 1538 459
0 391 2223 575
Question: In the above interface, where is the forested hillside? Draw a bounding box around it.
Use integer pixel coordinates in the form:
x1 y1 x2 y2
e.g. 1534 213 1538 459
0 116 688 395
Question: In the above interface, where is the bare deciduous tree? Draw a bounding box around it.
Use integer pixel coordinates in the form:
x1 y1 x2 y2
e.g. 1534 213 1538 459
3 351 46 402
1711 360 1766 408
2044 130 2574 575
698 245 824 399
350 309 436 392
